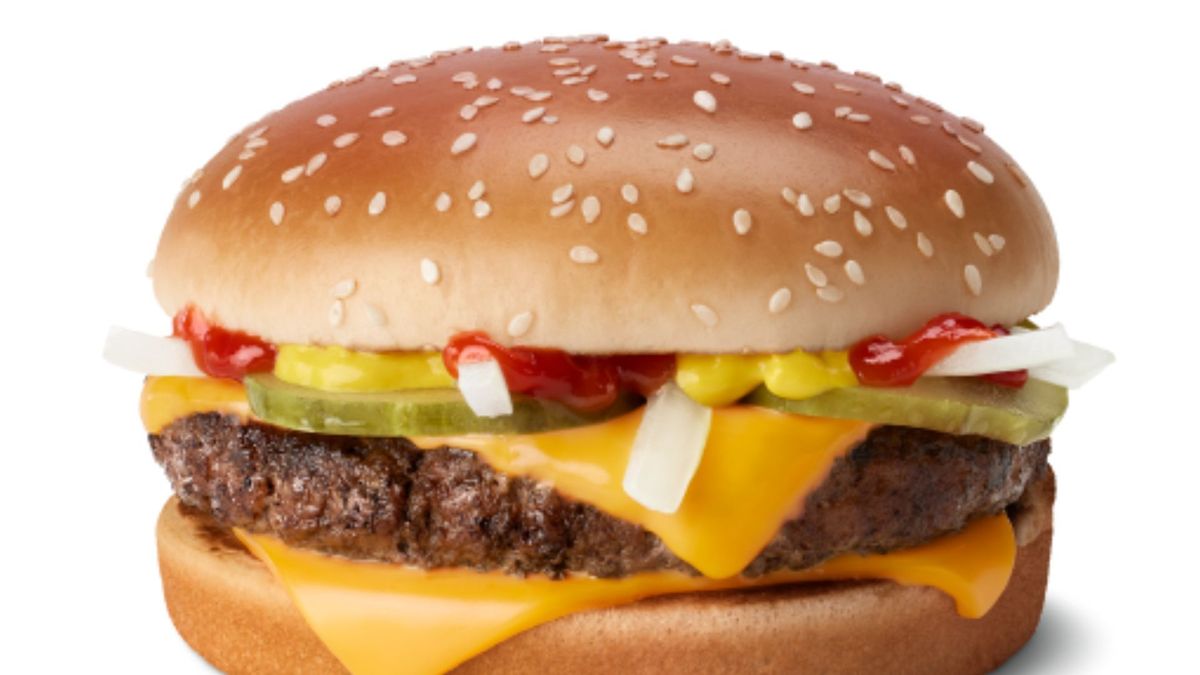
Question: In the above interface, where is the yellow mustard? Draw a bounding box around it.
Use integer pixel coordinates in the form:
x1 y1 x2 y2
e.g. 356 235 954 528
676 350 858 407
274 345 454 392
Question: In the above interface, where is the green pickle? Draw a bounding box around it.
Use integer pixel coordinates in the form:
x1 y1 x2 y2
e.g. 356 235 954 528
749 377 1068 446
244 374 635 437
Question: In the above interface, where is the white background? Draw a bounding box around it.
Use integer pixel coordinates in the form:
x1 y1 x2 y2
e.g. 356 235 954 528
2 1 1197 672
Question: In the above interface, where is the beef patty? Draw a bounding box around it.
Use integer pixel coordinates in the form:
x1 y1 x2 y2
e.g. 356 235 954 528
151 413 1049 578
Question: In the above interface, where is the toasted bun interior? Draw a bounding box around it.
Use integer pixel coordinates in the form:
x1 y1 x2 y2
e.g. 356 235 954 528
156 470 1053 675
153 37 1056 353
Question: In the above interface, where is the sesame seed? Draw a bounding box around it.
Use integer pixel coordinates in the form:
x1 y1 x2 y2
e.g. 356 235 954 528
814 240 843 257
562 76 588 86
237 150 256 161
247 126 269 139
967 160 995 184
1006 162 1030 187
834 83 860 94
816 286 844 303
328 300 345 327
627 212 648 234
392 74 417 85
792 112 813 130
316 114 338 127
944 189 965 218
804 263 828 287
467 180 485 200
781 187 798 205
420 258 441 285
526 91 553 102
797 193 815 217
853 210 874 236
868 149 896 171
540 43 568 54
550 200 576 218
369 105 395 118
732 208 752 235
989 234 1007 251
899 145 916 166
435 192 451 212
368 191 387 216
522 107 546 123
581 64 598 76
382 130 408 147
657 133 689 148
187 190 200 208
690 303 719 327
891 95 911 108
621 183 639 204
486 78 502 91
542 115 559 125
451 70 477 83
833 106 852 119
473 200 491 218
581 195 600 223
823 194 842 214
910 114 931 125
792 81 815 95
510 85 534 96
844 260 865 285
961 117 985 133
693 90 718 113
554 67 581 77
627 73 645 82
222 165 242 190
474 95 499 107
451 132 477 155
552 183 574 204
671 55 698 66
964 265 983 296
957 135 983 154
333 132 359 149
710 72 731 85
884 206 908 230
916 232 934 257
507 311 534 337
281 165 304 183
306 152 328 176
843 189 872 209
569 245 600 264
768 287 792 314
529 153 550 179
596 126 615 147
269 201 284 225
331 278 357 299
587 89 610 102
847 112 872 123
365 305 387 327
548 57 579 66
460 104 479 121
324 196 341 216
974 232 994 256
676 168 695 193
567 145 587 165
692 143 715 161
244 137 269 150
942 121 958 136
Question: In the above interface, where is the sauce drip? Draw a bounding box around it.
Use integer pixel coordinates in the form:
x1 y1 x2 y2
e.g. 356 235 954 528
173 307 276 380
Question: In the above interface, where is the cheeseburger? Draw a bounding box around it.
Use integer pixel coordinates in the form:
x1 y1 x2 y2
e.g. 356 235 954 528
106 36 1111 674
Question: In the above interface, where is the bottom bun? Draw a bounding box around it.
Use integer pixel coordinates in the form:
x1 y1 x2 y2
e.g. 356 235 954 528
157 471 1054 675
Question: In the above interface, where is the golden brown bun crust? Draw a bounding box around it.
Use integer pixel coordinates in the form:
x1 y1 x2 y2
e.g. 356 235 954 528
156 471 1053 675
153 37 1057 353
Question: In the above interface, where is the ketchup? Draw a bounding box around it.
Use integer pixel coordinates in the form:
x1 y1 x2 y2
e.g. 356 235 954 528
848 313 1027 388
443 332 675 412
173 307 277 380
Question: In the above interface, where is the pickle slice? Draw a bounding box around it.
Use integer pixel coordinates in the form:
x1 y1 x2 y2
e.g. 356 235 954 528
245 374 636 437
748 377 1067 445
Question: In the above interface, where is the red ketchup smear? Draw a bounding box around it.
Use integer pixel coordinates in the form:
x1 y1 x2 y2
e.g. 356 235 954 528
849 313 1027 388
172 307 277 380
443 331 675 412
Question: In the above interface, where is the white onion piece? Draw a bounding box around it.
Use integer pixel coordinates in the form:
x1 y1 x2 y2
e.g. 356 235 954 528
622 382 713 514
1029 340 1114 389
925 324 1075 377
456 359 513 418
103 326 204 377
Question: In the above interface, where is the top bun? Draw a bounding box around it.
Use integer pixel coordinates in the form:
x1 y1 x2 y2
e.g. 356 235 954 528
153 36 1057 353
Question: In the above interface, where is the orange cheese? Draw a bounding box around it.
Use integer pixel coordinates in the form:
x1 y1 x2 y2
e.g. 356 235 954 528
140 376 250 433
237 513 1016 675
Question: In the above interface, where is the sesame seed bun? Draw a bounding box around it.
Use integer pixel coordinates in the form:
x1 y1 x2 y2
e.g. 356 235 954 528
156 470 1053 674
153 37 1057 352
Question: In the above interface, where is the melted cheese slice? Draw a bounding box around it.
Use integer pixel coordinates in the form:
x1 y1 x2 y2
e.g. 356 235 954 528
237 513 1015 675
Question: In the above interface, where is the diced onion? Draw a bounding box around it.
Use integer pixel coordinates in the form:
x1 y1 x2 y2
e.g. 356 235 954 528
1029 339 1115 389
622 382 713 514
925 324 1075 377
103 326 204 377
456 359 513 418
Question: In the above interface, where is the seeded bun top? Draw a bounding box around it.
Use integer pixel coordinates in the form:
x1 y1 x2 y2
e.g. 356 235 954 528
152 36 1057 353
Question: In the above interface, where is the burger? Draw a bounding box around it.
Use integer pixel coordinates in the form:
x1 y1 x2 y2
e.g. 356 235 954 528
105 35 1111 674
